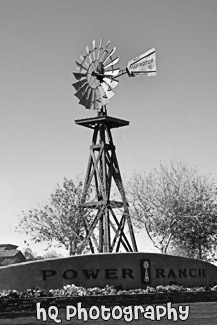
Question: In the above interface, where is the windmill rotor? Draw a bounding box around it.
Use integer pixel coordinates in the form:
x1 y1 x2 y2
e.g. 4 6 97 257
72 38 157 113
72 38 120 111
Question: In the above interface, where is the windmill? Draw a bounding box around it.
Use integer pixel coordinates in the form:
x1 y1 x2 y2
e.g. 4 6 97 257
72 39 156 253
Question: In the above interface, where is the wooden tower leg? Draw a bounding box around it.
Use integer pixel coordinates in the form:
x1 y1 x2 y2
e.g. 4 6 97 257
76 115 138 253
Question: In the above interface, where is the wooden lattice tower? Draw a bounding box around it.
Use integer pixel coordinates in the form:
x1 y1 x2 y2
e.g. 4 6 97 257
75 113 138 253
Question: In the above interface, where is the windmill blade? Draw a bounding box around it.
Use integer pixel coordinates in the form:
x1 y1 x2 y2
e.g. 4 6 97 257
73 72 87 80
79 87 92 108
99 40 111 62
104 68 120 77
101 82 115 99
79 54 89 67
72 78 88 91
97 38 103 60
93 87 101 102
94 99 102 110
76 61 88 72
92 40 96 50
104 57 119 69
84 58 90 68
103 47 116 65
79 96 88 108
74 83 89 100
103 77 119 89
91 88 101 110
97 84 107 98
92 40 96 60
79 87 95 109
91 40 98 70
85 88 95 109
97 85 109 105
92 90 97 109
80 54 85 61
86 46 92 64
92 90 102 110
75 74 97 102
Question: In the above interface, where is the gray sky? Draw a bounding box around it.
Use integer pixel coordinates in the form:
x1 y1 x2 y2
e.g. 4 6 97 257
0 0 217 254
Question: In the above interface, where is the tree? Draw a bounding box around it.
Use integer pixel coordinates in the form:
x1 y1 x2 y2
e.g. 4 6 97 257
16 178 90 255
22 247 64 261
37 251 64 260
0 258 15 266
128 160 217 260
22 247 36 261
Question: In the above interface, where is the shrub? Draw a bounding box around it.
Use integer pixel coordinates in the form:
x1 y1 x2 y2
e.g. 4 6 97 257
0 284 214 299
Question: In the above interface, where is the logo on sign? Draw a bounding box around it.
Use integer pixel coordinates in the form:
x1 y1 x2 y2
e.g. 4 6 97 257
141 259 151 284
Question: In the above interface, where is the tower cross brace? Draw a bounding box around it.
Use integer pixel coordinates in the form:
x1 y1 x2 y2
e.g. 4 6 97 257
75 114 138 253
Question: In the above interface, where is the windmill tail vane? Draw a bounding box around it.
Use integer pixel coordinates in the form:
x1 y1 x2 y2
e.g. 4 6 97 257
72 38 157 112
126 48 157 77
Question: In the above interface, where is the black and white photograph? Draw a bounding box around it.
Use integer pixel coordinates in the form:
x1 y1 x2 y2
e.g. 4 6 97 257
0 0 217 323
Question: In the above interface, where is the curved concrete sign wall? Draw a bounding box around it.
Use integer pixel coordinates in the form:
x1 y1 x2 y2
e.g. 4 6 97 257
0 253 217 290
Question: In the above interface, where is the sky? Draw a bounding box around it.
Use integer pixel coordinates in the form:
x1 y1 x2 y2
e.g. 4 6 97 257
0 0 217 256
